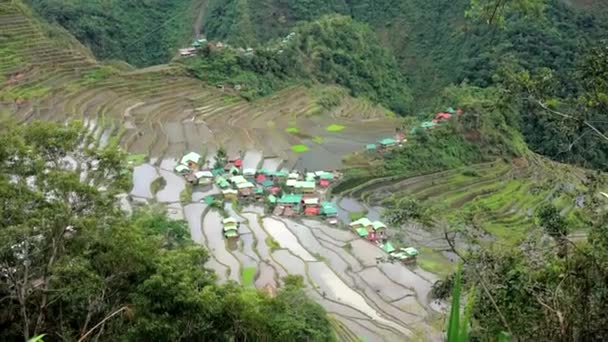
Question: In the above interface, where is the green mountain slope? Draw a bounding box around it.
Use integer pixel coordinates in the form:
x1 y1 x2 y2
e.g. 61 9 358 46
202 0 608 103
25 0 202 66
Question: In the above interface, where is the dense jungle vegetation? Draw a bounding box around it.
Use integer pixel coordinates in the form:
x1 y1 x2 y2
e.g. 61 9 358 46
26 0 199 66
6 0 608 340
185 15 413 113
0 122 333 341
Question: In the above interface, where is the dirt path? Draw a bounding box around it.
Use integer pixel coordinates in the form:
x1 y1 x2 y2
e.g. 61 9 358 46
193 0 209 39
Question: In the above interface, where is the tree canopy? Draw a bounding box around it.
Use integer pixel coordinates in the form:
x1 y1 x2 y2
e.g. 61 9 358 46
0 121 333 341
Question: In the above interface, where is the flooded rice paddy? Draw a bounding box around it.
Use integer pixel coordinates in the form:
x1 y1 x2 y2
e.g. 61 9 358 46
128 149 445 341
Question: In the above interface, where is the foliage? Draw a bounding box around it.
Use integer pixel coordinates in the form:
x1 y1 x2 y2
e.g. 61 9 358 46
0 121 334 341
536 204 567 240
241 267 256 287
186 15 412 113
27 0 198 66
464 213 608 340
497 43 608 171
291 144 309 153
326 124 345 132
383 196 435 227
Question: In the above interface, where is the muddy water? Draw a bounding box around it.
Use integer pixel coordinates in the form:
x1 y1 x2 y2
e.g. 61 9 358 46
302 219 357 243
156 169 186 203
272 249 308 277
391 296 427 317
338 197 366 213
378 262 434 305
242 150 263 170
263 218 316 262
261 157 282 171
283 220 352 276
204 210 240 282
307 262 411 337
293 141 343 171
349 240 385 267
338 317 387 342
159 158 178 171
192 184 220 202
242 213 272 259
224 203 244 222
166 202 184 220
318 240 363 272
242 205 264 215
130 164 159 199
183 203 207 244
239 227 258 261
357 267 412 302
255 262 277 289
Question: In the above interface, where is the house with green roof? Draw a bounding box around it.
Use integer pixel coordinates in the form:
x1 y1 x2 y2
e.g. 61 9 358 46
294 181 316 194
180 152 202 169
267 194 277 204
224 230 239 239
372 221 386 229
211 168 225 176
223 217 238 227
216 177 230 188
421 121 437 129
272 170 288 179
319 173 335 180
222 189 238 200
243 168 256 176
378 138 397 149
278 194 303 206
230 175 247 185
366 144 377 151
349 218 373 229
320 202 338 217
260 180 274 188
229 166 240 175
383 242 395 254
390 247 418 264
356 228 369 238
174 164 190 174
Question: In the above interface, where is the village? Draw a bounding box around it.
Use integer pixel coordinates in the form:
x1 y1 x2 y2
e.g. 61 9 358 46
168 106 464 267
172 145 423 265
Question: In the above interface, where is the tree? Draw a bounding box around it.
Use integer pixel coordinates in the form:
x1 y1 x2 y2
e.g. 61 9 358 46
0 121 334 341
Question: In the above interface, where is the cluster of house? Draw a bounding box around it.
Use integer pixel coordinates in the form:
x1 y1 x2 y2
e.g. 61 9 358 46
179 36 255 58
364 107 465 152
409 107 464 134
365 133 407 152
174 151 340 220
349 217 419 264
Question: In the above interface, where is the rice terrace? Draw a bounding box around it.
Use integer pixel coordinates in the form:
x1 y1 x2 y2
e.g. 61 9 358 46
2 0 608 341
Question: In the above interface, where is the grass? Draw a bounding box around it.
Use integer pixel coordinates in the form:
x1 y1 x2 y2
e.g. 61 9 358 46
241 267 256 287
180 185 193 204
286 127 300 134
416 246 455 278
349 211 366 221
326 124 346 132
291 144 309 153
150 177 165 195
265 236 280 252
127 154 147 166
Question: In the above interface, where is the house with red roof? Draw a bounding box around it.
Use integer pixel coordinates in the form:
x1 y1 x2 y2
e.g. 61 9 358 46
435 112 452 121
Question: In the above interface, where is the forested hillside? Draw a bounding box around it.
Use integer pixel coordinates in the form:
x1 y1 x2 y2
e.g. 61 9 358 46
26 0 201 66
184 15 413 113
